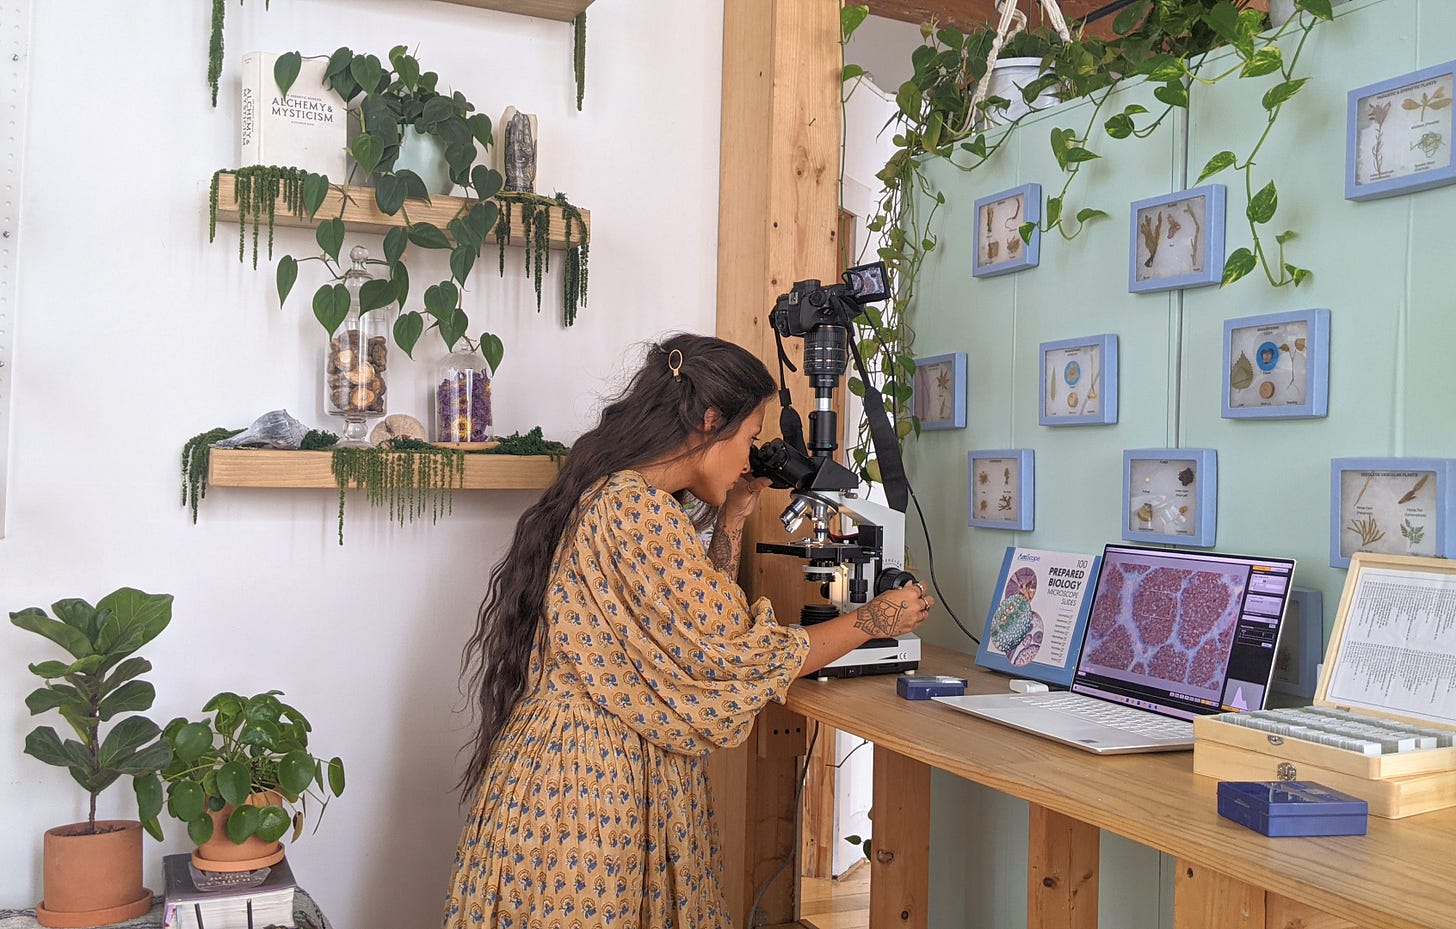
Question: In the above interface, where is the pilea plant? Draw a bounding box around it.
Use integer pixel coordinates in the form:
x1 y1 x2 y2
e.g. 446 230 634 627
841 0 1333 484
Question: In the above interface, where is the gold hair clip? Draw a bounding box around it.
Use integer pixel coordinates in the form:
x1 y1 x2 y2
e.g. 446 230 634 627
668 348 684 380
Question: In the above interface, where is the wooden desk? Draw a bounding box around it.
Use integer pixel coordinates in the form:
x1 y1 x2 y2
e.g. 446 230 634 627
774 645 1454 929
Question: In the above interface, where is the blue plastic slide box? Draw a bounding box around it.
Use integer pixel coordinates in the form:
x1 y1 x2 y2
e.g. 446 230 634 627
1216 781 1369 837
897 675 968 700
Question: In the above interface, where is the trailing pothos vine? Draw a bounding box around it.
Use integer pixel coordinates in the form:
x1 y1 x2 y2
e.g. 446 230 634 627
840 0 1333 484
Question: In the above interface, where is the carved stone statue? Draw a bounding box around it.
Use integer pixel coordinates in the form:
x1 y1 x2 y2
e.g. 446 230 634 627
500 107 538 193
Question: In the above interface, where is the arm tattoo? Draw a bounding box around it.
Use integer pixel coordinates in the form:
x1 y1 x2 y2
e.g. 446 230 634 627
854 600 905 637
707 522 744 575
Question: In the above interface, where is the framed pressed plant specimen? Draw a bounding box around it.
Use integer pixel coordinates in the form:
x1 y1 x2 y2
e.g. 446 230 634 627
1122 449 1217 547
972 183 1041 278
1346 60 1456 201
1222 309 1330 420
1271 587 1324 701
968 449 1034 531
912 352 967 430
1329 458 1456 568
1128 185 1226 293
1039 334 1118 426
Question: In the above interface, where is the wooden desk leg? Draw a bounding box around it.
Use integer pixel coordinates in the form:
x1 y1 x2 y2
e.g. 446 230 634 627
1027 803 1099 929
871 746 930 929
1174 860 1264 929
1265 894 1365 929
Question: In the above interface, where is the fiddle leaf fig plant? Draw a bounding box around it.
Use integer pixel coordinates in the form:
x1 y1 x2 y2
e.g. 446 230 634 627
138 690 345 847
12 588 175 836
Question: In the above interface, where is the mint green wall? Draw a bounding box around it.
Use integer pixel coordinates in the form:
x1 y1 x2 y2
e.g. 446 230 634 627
907 2 1456 925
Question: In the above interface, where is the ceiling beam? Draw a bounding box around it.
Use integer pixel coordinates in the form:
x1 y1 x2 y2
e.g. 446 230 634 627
865 0 1125 38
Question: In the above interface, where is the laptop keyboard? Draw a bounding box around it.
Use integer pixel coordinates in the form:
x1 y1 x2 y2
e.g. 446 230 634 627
1021 692 1194 740
1214 707 1455 755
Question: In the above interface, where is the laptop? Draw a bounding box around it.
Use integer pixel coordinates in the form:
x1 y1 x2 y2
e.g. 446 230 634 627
935 544 1296 754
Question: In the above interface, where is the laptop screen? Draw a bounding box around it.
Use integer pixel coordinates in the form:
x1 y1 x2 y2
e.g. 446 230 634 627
1071 544 1296 721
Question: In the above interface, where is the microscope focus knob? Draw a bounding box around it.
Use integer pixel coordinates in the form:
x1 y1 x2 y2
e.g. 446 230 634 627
875 568 917 595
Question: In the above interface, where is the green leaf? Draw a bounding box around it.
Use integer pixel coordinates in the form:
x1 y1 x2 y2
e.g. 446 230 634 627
277 255 298 306
316 218 345 263
312 284 351 336
375 174 407 215
1112 0 1150 35
467 202 498 243
391 262 411 309
255 805 292 843
169 779 207 822
1105 113 1134 139
28 660 71 679
1018 221 1036 244
359 278 396 313
1075 208 1108 224
1063 147 1100 164
115 737 170 776
841 4 868 41
25 685 81 716
1296 0 1334 20
383 227 409 268
467 113 493 149
1196 150 1238 184
97 588 172 654
99 716 160 768
326 756 346 795
350 132 384 177
1206 1 1241 40
394 311 424 359
187 815 214 846
10 609 94 659
172 722 214 762
1240 48 1283 79
273 52 302 99
1275 229 1296 245
408 222 451 250
470 166 504 202
226 804 261 844
135 774 163 822
842 63 865 83
278 750 316 796
1154 81 1188 108
1262 78 1309 112
23 726 68 767
424 281 460 321
450 245 476 284
52 599 101 639
1221 247 1258 286
393 51 420 88
98 680 155 721
349 54 383 96
1143 55 1187 83
479 332 504 375
100 657 150 698
1045 196 1063 229
1286 263 1312 286
1248 181 1279 224
438 309 469 352
302 173 329 218
217 761 252 807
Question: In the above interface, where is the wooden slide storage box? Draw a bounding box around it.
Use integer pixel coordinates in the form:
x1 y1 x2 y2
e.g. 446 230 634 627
1194 552 1456 819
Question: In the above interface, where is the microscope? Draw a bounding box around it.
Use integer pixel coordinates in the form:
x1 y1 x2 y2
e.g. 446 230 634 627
747 262 922 679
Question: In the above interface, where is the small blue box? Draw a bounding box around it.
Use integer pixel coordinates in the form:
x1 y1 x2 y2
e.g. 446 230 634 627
1216 781 1369 837
897 675 968 700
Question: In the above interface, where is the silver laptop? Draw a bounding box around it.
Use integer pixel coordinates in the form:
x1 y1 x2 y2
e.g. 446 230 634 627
936 544 1296 754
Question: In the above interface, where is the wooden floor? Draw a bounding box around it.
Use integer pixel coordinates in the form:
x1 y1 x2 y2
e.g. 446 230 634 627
798 863 870 929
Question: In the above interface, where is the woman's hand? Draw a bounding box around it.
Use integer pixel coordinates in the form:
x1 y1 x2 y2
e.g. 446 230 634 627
720 475 772 526
852 583 933 638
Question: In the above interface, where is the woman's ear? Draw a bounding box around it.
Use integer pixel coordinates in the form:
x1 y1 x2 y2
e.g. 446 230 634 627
701 407 724 433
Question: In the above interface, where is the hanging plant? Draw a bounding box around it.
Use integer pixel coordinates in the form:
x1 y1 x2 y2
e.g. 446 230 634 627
494 191 591 326
210 165 312 269
573 12 587 111
330 439 467 545
181 426 338 523
209 0 270 107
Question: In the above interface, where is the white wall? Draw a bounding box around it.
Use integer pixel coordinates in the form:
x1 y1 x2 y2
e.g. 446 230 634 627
0 1 724 926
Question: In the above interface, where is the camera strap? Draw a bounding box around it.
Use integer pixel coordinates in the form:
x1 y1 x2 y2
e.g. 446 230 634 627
846 325 909 513
771 329 809 457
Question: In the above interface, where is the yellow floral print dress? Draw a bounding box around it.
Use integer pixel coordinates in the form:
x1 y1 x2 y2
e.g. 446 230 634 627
445 471 811 929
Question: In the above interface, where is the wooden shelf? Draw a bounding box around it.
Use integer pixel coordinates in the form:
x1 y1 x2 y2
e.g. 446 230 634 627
208 448 561 491
433 0 593 21
212 174 590 248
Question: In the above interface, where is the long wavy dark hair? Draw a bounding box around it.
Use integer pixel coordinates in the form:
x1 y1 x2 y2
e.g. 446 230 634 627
457 333 776 793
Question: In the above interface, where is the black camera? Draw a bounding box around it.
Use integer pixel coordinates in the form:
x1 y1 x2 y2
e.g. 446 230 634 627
767 261 889 340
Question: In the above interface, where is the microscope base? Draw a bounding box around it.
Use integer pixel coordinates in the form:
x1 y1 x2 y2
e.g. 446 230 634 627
809 634 920 680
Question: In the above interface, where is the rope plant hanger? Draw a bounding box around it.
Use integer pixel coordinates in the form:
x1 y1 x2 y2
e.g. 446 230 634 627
971 0 1074 115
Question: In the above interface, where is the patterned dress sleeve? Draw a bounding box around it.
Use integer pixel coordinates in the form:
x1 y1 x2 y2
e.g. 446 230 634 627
550 475 811 755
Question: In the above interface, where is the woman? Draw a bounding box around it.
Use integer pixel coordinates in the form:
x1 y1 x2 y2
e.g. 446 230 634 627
447 334 932 928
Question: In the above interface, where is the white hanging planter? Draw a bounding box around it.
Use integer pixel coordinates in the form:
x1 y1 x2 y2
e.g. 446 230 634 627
976 57 1059 130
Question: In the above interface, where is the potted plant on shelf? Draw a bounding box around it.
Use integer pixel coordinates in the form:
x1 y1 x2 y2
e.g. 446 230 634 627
11 588 175 927
137 690 345 871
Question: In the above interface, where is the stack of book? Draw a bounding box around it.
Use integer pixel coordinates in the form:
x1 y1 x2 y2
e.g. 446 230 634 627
162 853 296 929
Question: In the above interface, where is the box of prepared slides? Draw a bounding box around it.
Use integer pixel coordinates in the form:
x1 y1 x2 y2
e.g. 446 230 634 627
1194 552 1456 819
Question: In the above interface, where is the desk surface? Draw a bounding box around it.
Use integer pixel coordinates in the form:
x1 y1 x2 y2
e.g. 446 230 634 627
783 645 1455 929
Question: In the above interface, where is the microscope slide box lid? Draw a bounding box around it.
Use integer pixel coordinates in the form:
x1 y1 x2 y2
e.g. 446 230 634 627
897 675 968 700
1216 780 1368 837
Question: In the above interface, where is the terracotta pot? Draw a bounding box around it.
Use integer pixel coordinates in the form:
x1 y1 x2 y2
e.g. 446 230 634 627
35 819 153 928
193 791 286 872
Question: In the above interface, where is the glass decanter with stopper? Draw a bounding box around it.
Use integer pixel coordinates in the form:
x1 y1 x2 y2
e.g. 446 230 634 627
323 246 388 446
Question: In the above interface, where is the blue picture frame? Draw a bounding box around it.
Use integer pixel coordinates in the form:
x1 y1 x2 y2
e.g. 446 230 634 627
972 183 1041 278
1329 457 1456 568
1221 309 1331 420
1128 185 1226 293
1122 449 1217 547
976 547 1102 687
1271 587 1324 701
1039 334 1119 426
1346 60 1456 202
968 449 1034 531
912 352 967 430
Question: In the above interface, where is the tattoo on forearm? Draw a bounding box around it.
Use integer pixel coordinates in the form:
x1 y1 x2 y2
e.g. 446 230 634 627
855 600 905 637
708 523 744 575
